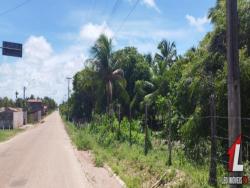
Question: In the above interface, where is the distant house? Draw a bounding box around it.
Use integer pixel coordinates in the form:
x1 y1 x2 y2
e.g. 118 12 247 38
0 107 24 129
27 99 42 122
27 99 43 112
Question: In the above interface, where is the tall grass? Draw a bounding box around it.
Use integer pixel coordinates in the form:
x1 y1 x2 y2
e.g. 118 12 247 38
63 115 236 188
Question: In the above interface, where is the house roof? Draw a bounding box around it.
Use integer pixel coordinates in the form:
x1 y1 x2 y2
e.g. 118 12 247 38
0 107 23 112
27 99 42 103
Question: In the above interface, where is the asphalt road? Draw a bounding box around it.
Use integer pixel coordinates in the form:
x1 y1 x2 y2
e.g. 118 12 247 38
0 111 92 188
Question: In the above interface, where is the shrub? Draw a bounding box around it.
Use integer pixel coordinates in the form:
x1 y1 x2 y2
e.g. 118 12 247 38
75 130 94 150
94 155 104 167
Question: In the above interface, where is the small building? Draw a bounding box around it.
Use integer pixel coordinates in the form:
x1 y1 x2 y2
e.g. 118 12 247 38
27 99 43 112
0 107 24 129
27 99 42 123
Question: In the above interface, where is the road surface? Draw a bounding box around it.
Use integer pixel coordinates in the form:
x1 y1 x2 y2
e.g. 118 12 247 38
0 111 93 188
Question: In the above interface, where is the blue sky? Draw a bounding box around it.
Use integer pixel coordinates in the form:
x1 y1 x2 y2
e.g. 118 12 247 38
0 0 216 102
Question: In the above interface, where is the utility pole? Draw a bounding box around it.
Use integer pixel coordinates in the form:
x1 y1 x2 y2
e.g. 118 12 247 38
144 103 149 155
129 107 132 146
66 77 72 121
15 91 18 100
23 86 27 110
167 103 172 166
23 86 26 100
208 93 217 186
227 0 242 186
118 104 121 140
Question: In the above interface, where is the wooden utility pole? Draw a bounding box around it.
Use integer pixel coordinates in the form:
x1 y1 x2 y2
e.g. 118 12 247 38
227 0 242 186
144 103 149 155
15 91 18 100
167 107 172 166
23 86 26 100
118 104 121 140
129 107 132 146
208 94 217 186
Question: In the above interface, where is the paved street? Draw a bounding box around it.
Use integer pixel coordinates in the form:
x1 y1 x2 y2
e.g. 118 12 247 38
0 111 91 188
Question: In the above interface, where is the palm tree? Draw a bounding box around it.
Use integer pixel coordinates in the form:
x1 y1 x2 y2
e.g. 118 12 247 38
142 40 177 101
154 40 177 70
91 34 126 113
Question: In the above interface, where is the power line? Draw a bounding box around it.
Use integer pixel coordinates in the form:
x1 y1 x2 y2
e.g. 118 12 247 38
107 0 121 25
113 0 140 38
98 0 121 38
180 115 250 121
85 0 97 22
0 0 31 17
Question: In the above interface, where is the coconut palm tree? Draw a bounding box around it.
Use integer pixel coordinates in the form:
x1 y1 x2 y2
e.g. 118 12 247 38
154 40 177 70
130 40 177 119
135 40 177 105
91 34 127 113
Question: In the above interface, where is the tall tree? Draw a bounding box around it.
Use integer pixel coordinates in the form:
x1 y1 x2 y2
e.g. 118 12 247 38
154 40 177 70
91 34 127 113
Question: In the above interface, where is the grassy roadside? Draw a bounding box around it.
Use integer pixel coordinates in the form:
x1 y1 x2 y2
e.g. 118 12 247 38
0 129 23 142
62 116 232 188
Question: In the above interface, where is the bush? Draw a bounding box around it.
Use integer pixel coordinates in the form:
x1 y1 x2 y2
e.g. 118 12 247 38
94 155 104 167
75 130 94 150
88 114 145 147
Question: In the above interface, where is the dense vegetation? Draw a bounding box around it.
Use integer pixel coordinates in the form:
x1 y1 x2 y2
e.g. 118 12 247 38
60 0 250 187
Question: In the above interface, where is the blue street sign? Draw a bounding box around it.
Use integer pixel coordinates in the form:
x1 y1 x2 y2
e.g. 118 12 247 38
2 41 22 58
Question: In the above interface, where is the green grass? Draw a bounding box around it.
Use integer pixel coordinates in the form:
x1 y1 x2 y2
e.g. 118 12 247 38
0 129 23 142
63 117 230 188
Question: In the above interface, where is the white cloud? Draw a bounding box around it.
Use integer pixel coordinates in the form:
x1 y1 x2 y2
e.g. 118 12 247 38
185 14 210 32
24 36 53 61
0 36 85 103
79 22 114 41
142 0 161 13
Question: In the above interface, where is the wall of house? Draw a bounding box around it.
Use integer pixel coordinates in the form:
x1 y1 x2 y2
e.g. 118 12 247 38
28 110 41 123
0 112 13 129
28 103 43 112
13 111 24 128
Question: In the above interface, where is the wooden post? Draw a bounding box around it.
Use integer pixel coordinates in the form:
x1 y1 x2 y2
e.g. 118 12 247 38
227 0 242 186
208 94 217 186
129 107 132 146
118 104 121 140
167 107 172 166
23 86 26 100
144 103 149 155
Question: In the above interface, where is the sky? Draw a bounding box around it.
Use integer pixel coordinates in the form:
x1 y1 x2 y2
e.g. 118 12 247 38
0 0 216 103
